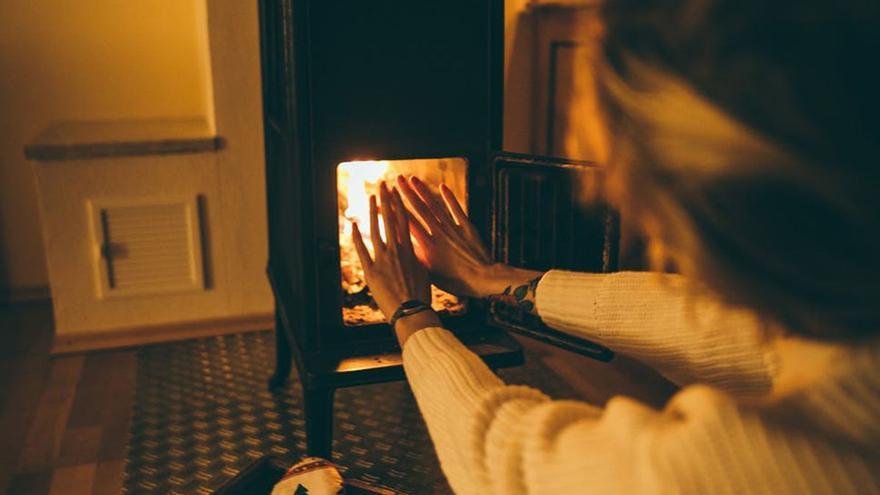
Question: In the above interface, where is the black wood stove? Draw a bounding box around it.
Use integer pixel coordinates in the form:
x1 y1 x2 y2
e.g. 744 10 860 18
258 0 618 458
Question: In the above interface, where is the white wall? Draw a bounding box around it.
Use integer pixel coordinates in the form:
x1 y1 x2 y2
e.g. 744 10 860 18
2 0 273 343
203 0 272 317
0 0 214 294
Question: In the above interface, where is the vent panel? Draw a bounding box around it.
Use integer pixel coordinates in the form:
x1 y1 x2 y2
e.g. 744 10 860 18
89 198 204 299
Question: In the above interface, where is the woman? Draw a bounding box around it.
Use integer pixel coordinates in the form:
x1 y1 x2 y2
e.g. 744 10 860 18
351 1 879 493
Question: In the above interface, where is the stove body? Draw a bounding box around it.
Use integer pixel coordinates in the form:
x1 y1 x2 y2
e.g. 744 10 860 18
258 0 617 457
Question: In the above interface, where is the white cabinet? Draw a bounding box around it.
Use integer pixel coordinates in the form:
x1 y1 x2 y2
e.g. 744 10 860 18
25 118 269 352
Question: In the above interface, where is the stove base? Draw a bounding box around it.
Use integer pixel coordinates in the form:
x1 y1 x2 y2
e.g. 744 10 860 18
269 306 524 458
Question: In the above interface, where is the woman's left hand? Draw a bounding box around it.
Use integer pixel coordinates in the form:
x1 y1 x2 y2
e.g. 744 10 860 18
352 182 434 338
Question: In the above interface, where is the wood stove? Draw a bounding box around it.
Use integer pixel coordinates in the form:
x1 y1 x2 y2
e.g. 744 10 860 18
258 0 618 458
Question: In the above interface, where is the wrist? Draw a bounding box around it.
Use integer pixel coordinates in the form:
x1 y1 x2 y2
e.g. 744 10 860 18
378 293 426 320
473 263 543 298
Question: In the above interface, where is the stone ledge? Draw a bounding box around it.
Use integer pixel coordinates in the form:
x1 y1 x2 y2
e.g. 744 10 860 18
24 117 223 161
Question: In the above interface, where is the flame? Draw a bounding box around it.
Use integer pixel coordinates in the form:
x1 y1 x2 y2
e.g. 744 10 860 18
339 160 390 249
338 160 393 294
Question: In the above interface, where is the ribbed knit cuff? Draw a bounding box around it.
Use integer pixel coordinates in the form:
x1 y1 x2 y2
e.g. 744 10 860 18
535 270 606 331
402 327 504 394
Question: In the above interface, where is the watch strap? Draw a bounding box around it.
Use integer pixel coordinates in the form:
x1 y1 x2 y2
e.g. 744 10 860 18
389 299 432 328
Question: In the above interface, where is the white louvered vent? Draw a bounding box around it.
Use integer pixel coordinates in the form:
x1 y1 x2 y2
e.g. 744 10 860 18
88 197 204 299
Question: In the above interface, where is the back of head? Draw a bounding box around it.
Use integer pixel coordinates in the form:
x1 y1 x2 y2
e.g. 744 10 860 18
595 0 880 341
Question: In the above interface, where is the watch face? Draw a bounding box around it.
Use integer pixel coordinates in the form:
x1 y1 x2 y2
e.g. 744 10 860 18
401 300 425 310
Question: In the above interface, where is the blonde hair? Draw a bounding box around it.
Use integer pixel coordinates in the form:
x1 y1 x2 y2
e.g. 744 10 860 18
599 58 794 273
590 10 880 342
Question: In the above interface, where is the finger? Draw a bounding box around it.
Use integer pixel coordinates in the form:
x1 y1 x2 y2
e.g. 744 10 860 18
408 211 431 247
411 176 455 226
379 182 397 253
440 183 481 240
440 184 468 226
351 222 373 267
397 175 440 232
369 194 384 252
391 187 414 253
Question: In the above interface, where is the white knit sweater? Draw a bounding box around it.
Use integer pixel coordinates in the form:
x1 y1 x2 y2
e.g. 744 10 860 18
401 271 880 494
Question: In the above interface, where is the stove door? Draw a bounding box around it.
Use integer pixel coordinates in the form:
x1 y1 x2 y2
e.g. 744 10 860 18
490 152 616 361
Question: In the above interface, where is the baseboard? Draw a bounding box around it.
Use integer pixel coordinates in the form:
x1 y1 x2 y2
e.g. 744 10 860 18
51 312 275 355
0 285 51 304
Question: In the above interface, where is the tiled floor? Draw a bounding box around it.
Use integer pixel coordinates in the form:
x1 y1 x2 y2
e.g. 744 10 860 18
125 330 596 494
0 301 676 495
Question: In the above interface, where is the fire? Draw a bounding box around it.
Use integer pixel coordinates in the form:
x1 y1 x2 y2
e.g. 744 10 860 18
338 160 392 294
337 158 469 325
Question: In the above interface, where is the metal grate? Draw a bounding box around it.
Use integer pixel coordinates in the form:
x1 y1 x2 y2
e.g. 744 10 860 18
494 155 617 273
490 154 617 361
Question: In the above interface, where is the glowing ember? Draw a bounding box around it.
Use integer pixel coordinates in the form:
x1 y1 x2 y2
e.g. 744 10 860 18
337 158 468 325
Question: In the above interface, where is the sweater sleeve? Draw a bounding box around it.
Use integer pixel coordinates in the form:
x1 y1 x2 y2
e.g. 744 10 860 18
401 328 874 495
535 270 777 396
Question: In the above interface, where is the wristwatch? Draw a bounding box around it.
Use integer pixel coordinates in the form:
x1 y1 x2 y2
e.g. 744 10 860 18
389 299 433 328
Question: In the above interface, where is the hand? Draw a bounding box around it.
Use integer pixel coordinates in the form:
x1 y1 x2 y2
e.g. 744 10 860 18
396 175 532 298
351 181 435 340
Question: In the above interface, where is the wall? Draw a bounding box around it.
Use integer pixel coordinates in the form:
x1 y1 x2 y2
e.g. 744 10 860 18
504 0 535 154
204 0 272 316
2 0 273 344
0 0 214 295
503 0 605 160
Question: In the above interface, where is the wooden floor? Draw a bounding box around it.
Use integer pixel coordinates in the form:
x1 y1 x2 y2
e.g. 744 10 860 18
0 301 135 495
0 300 675 495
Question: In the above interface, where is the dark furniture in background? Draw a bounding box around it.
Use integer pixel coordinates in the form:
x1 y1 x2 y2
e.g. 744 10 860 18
258 0 618 458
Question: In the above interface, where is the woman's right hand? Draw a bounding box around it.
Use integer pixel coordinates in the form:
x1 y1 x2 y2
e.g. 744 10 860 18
396 175 536 298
